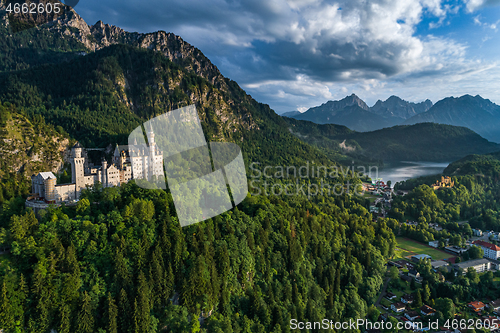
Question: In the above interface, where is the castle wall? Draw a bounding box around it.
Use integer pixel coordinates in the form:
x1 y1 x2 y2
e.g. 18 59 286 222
44 178 56 202
106 165 121 187
152 155 164 176
55 184 76 202
32 178 45 198
84 175 96 187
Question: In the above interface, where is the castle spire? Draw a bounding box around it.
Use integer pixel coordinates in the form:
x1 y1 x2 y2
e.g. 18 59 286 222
146 123 155 146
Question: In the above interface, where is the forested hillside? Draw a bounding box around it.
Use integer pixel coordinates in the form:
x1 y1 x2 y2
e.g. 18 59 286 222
0 7 401 333
444 151 500 177
0 102 71 206
285 118 500 162
390 151 500 235
0 44 336 171
0 178 397 332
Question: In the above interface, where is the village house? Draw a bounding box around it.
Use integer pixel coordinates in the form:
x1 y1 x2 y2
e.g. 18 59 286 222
387 261 403 269
411 254 432 263
454 259 492 274
445 246 467 256
401 294 414 305
468 301 486 313
395 260 413 269
472 240 500 260
431 260 448 269
429 240 439 248
391 302 406 313
489 299 500 313
378 313 389 322
480 316 499 328
405 311 420 321
408 269 421 281
420 305 436 316
473 229 483 237
385 292 397 300
400 275 413 282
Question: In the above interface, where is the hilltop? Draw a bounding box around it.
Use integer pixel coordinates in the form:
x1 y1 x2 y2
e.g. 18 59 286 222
284 118 500 162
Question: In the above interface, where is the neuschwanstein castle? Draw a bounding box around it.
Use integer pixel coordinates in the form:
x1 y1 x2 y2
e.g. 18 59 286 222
27 128 164 206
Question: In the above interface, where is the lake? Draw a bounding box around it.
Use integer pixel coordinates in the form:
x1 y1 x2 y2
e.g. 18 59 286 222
366 161 450 186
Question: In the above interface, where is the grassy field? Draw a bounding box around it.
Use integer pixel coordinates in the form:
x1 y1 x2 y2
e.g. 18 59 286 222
395 237 453 261
393 247 413 260
362 193 379 203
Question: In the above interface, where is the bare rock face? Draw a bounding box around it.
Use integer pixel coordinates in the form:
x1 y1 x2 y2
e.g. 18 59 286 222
0 112 70 177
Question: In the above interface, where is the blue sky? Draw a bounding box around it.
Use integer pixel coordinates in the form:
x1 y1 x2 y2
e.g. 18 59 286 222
75 0 500 114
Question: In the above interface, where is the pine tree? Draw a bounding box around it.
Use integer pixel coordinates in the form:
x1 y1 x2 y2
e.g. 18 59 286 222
59 304 71 333
335 264 341 297
0 282 13 330
106 293 118 333
132 298 140 333
18 274 28 328
423 284 430 303
77 291 94 333
114 248 131 291
118 288 130 333
134 272 151 332
150 244 167 310
415 290 423 308
165 262 174 300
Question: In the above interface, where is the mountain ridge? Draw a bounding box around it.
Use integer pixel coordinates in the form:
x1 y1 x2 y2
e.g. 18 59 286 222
404 94 500 142
0 13 337 170
286 93 500 142
284 118 500 162
291 93 419 131
371 95 432 120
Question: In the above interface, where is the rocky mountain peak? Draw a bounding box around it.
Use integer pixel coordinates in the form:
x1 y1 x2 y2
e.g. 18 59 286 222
23 9 230 91
371 95 432 119
341 93 370 110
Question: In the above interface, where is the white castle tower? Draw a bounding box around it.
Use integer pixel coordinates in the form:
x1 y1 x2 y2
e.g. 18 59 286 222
71 142 85 195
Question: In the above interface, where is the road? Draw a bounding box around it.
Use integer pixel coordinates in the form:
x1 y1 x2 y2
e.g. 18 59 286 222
375 277 391 307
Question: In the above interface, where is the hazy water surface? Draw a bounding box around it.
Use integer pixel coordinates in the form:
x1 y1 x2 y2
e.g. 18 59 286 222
370 161 450 186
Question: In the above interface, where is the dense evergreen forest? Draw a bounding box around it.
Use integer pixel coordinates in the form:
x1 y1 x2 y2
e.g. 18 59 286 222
0 178 397 332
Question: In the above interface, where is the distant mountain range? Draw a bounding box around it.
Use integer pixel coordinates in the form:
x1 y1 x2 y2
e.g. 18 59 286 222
403 95 500 143
285 94 500 143
371 95 432 121
287 94 431 131
281 111 302 118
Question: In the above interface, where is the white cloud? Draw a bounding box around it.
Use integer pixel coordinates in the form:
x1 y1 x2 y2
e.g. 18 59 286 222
465 0 500 12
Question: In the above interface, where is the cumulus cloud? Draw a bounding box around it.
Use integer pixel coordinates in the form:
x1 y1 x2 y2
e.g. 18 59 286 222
77 0 500 112
465 0 500 12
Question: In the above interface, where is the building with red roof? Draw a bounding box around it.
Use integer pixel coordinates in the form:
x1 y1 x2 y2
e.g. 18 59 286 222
468 301 486 312
472 240 500 259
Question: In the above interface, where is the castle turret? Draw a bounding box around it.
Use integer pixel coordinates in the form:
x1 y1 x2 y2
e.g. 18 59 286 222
120 150 126 169
101 158 108 186
44 177 56 202
71 142 85 194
